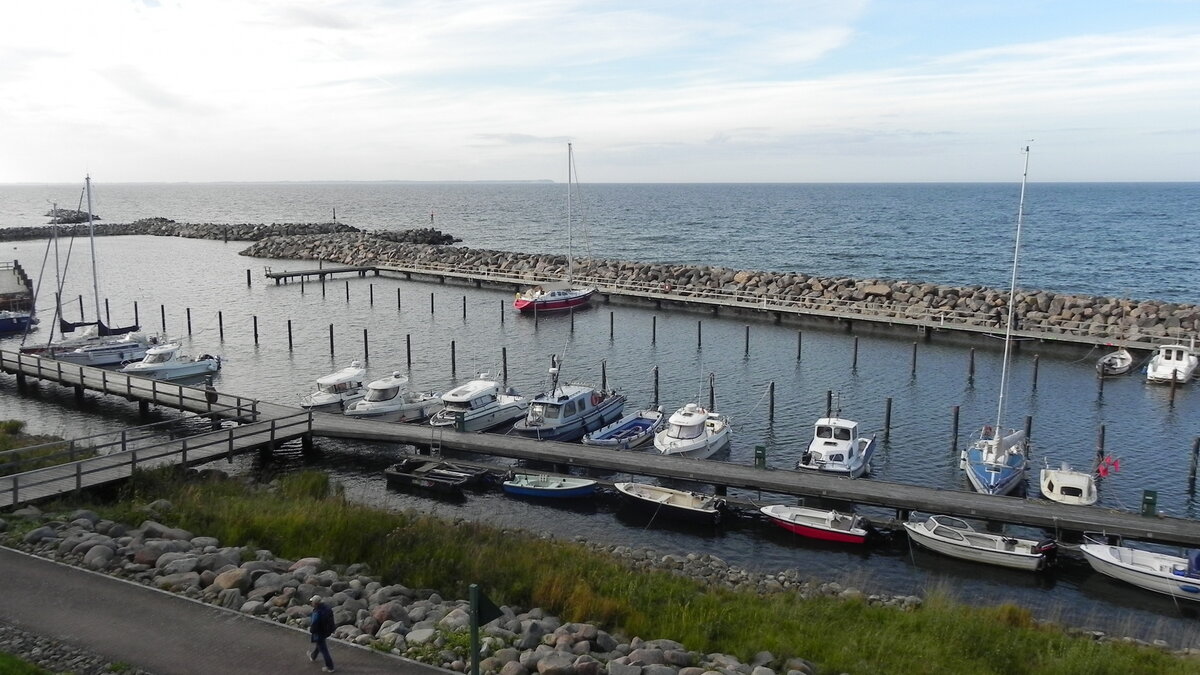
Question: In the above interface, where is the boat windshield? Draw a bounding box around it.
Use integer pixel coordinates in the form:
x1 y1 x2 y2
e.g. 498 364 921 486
444 402 472 413
143 352 172 365
530 402 560 420
665 423 703 440
364 386 399 402
318 382 356 394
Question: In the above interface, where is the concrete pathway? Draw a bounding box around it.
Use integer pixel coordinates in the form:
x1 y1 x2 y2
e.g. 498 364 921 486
0 546 449 675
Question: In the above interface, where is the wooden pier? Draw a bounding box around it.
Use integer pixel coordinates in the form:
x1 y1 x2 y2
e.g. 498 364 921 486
264 265 376 283
3 348 1195 546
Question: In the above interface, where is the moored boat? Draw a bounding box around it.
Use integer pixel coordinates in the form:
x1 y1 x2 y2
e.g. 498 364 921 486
795 416 876 478
119 342 220 381
300 360 367 411
501 472 597 498
0 310 35 336
1096 347 1133 376
613 481 725 524
903 514 1057 571
1039 460 1098 506
759 504 870 544
509 358 625 441
429 374 528 432
384 456 492 494
1145 342 1198 384
343 371 442 422
653 403 730 459
581 407 664 449
1080 542 1200 602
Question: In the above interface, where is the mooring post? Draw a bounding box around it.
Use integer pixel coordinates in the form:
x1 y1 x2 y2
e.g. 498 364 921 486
246 269 251 286
344 280 350 302
601 360 607 391
1023 415 1033 454
134 300 139 326
968 348 975 379
406 334 412 368
397 288 401 311
1032 354 1040 390
1170 371 1178 404
78 294 83 319
610 312 614 340
852 337 859 370
1096 424 1106 464
363 328 369 361
105 298 110 324
321 275 326 298
652 366 659 406
160 304 166 333
697 320 702 349
300 276 305 294
796 330 802 360
911 342 917 377
1189 436 1199 483
501 347 508 385
253 315 259 345
768 382 775 422
328 324 334 356
218 311 224 341
884 397 893 441
570 308 574 332
287 319 293 351
744 325 750 357
652 315 657 344
186 307 192 335
951 405 960 451
500 299 505 325
708 372 715 410
1097 369 1105 398
430 292 434 314
451 340 456 376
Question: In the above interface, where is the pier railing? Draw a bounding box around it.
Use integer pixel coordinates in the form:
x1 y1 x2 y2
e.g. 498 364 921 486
370 261 1194 350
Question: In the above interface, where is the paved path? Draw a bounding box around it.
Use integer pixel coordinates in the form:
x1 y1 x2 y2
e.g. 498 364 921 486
0 546 448 675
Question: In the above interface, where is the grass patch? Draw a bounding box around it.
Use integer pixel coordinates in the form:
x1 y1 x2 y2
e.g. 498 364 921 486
48 468 1200 675
0 420 96 476
0 651 49 674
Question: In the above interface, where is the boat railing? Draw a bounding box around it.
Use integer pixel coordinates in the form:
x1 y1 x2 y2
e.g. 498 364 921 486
371 260 1194 349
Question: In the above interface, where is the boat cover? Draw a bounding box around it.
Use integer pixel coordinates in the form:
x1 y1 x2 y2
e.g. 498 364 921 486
59 317 140 336
1189 550 1200 577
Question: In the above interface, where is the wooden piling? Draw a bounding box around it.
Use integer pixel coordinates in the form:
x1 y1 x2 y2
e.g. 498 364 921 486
768 382 775 422
610 312 614 340
826 390 832 417
951 405 960 451
1032 354 1040 390
744 325 750 356
363 328 369 360
1023 415 1033 453
134 300 139 326
1096 425 1106 464
77 295 83 319
708 372 715 410
796 331 802 360
287 319 293 351
968 348 975 379
451 340 456 376
397 288 401 311
160 304 166 333
652 366 659 406
218 311 224 341
430 292 434 314
406 334 412 368
697 320 702 349
1189 437 1199 483
500 299 505 325
328 324 334 356
501 347 508 385
652 316 657 344
463 296 467 320
104 298 110 324
911 342 917 377
345 280 350 302
369 284 374 305
186 308 192 335
1098 369 1105 397
253 315 259 345
321 275 326 298
852 337 859 370
884 397 892 441
246 269 251 286
601 360 607 391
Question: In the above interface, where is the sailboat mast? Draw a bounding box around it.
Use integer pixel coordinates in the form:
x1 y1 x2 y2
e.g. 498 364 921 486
566 143 573 282
85 175 102 324
993 145 1030 436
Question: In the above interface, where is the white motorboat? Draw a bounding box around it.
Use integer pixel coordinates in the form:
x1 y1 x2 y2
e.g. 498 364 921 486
1080 542 1200 602
795 416 876 478
343 371 442 422
654 403 731 459
1095 347 1133 376
613 481 725 524
119 342 220 381
1145 342 1198 384
429 374 528 432
1039 460 1098 506
49 330 160 367
903 514 1057 572
300 360 367 411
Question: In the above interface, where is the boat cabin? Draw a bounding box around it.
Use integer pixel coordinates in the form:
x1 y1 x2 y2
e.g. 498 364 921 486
139 344 181 365
526 384 600 425
363 372 409 403
806 417 861 464
661 403 709 441
315 361 366 395
441 378 502 413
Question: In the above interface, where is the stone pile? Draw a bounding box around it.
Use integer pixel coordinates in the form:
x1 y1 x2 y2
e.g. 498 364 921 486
0 219 360 242
240 232 1198 342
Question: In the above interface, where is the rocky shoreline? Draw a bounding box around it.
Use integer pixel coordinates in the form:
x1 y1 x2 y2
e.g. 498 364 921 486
238 232 1198 344
0 219 461 246
1 494 1196 675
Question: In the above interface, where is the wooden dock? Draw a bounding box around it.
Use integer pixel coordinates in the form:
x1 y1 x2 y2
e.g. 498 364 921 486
3 348 1196 546
264 265 376 283
261 262 1193 352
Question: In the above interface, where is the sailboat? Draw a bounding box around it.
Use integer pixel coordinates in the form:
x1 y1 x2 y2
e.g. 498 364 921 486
959 146 1032 497
513 143 595 313
19 176 152 365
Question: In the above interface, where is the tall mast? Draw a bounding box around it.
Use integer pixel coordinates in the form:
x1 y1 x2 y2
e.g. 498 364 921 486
566 143 573 282
85 175 102 324
993 145 1030 438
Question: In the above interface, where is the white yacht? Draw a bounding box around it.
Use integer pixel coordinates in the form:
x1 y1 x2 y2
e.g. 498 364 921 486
1039 460 1098 506
429 375 528 432
343 371 442 422
1145 342 1198 384
119 342 220 381
653 403 731 459
795 416 876 478
300 361 367 411
43 329 160 367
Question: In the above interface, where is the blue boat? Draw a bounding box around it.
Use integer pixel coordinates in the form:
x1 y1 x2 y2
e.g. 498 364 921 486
501 472 597 499
0 310 35 336
581 407 664 449
960 427 1028 496
509 357 626 442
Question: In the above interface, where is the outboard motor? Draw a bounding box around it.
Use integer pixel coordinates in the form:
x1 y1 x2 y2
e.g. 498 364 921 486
1034 539 1058 567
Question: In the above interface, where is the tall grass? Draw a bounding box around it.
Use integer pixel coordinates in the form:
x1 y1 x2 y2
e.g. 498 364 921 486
64 469 1198 674
0 420 95 477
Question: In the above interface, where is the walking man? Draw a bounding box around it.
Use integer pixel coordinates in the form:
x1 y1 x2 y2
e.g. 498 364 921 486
308 595 335 672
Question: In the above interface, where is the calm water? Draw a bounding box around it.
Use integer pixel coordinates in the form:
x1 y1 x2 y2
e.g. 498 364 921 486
0 182 1198 645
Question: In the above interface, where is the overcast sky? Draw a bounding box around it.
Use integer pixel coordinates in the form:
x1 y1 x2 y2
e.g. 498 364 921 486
2 0 1198 183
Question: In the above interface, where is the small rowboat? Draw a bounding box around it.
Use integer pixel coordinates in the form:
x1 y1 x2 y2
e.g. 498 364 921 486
613 481 725 524
581 407 664 449
903 514 1057 571
759 504 870 544
384 457 492 494
501 473 597 498
1096 347 1133 376
1080 541 1200 602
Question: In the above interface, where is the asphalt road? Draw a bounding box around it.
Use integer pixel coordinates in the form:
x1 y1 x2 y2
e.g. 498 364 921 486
0 546 449 675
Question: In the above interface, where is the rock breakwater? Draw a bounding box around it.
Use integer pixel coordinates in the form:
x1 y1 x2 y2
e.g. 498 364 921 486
241 233 1199 344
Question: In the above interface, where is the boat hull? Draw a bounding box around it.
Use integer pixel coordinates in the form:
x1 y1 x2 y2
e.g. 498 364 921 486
121 360 219 381
0 312 34 336
384 458 491 495
613 481 724 524
582 409 664 449
513 289 594 314
430 401 528 432
795 436 876 478
903 517 1051 571
1080 544 1200 601
501 474 597 498
510 394 626 442
760 505 868 544
345 397 442 423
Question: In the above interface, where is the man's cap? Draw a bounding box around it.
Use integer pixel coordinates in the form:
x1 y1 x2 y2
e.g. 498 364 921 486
310 595 322 603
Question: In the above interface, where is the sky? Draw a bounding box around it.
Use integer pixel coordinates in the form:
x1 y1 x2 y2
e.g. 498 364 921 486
1 0 1198 183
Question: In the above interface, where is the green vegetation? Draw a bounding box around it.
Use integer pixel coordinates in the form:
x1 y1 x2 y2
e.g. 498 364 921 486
0 652 48 674
0 420 95 477
33 468 1200 675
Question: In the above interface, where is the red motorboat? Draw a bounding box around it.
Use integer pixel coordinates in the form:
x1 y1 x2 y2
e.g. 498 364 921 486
760 504 870 544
